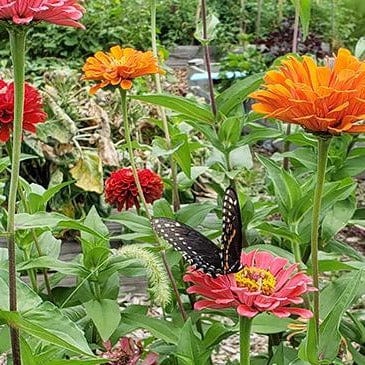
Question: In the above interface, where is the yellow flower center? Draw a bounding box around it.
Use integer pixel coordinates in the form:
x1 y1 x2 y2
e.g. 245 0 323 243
234 266 276 295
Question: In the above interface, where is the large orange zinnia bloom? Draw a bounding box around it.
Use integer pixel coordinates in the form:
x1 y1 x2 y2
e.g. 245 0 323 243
250 48 365 134
82 46 165 94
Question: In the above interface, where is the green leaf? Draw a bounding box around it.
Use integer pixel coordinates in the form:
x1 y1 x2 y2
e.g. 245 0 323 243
84 299 120 341
298 317 318 364
0 302 93 356
218 117 244 148
194 14 220 44
172 133 191 178
318 270 362 361
256 222 300 242
257 155 302 219
120 313 180 344
253 313 293 334
239 122 281 145
270 343 300 365
20 336 38 365
229 145 253 170
175 202 215 227
70 151 103 194
201 322 235 349
153 199 174 218
176 318 210 365
132 94 214 124
17 256 88 277
321 197 356 244
105 211 153 234
216 74 263 117
0 269 42 312
298 0 312 39
335 147 365 178
81 206 109 246
34 231 62 259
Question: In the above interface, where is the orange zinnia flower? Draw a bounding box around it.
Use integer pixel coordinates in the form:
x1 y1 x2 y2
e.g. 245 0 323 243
82 46 165 94
250 48 365 134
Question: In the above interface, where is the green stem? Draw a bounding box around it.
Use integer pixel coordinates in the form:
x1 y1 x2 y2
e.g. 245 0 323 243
7 26 27 365
291 240 301 264
120 89 187 321
150 0 180 211
239 316 252 365
311 136 331 331
200 0 217 117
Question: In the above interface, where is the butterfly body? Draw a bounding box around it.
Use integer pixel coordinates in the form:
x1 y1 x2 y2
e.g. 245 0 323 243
151 187 243 277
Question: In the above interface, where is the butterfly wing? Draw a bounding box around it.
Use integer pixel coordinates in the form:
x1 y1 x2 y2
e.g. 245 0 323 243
151 217 223 277
221 186 243 273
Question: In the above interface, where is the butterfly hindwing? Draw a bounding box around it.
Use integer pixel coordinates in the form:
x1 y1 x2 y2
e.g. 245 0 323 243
151 187 243 277
221 187 243 273
151 217 224 276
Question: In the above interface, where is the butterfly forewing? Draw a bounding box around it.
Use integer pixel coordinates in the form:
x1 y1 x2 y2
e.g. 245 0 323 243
151 186 243 277
151 217 224 276
221 187 243 273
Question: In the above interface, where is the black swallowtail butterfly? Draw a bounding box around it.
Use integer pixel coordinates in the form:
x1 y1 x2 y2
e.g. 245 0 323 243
151 187 243 277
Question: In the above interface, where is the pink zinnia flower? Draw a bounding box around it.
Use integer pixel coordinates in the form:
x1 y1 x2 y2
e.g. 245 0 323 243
184 250 314 319
0 0 85 28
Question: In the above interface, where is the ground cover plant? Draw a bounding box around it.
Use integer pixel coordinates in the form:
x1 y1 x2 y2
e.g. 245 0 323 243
0 0 365 365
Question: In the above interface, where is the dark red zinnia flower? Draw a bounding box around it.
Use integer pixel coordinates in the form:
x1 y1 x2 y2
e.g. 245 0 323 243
0 80 47 142
105 168 164 211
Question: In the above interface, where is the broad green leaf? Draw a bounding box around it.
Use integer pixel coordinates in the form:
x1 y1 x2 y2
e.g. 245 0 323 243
229 145 253 170
318 259 365 272
153 199 174 218
132 94 214 124
42 181 74 207
321 197 356 244
239 122 281 145
256 222 300 243
17 256 88 277
270 343 300 365
81 206 109 246
0 326 10 352
298 317 318 364
177 166 209 189
70 151 103 194
299 0 311 39
84 299 120 341
216 74 263 117
176 318 210 365
0 269 42 312
172 133 191 178
176 202 215 227
105 212 153 234
34 231 62 259
120 313 179 344
20 336 38 365
325 240 365 262
318 270 362 361
83 246 110 270
151 136 183 157
253 313 293 334
0 303 93 356
194 14 220 44
335 147 365 178
201 322 235 349
257 155 302 219
218 117 244 148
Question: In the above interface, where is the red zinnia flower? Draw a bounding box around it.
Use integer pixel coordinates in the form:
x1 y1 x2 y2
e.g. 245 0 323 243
0 0 85 28
105 168 163 211
0 80 47 142
184 250 314 319
100 337 158 365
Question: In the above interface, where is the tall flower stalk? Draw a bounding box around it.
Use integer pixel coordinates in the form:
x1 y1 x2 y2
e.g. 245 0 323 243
6 26 27 365
311 136 331 330
240 316 252 365
119 90 187 321
150 0 180 211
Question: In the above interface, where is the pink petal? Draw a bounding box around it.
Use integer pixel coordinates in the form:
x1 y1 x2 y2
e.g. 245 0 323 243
237 304 259 318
